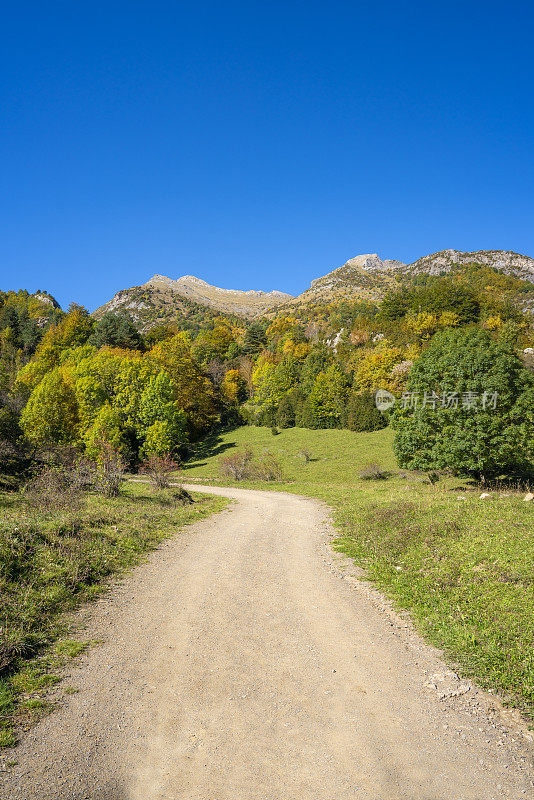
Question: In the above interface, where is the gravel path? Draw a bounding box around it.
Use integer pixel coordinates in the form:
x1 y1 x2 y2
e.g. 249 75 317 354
1 484 532 799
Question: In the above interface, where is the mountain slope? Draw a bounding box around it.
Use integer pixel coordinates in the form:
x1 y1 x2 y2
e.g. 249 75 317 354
94 249 534 330
94 275 292 327
93 284 242 332
284 254 404 307
401 249 534 282
144 274 292 317
281 249 534 313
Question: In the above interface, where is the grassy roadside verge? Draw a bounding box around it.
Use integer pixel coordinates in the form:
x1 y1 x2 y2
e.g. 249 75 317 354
182 425 534 721
0 481 227 747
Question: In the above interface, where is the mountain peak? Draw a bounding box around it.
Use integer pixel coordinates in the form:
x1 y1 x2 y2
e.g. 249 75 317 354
142 273 292 318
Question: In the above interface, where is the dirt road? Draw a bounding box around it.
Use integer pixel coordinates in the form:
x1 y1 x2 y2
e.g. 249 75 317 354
1 485 532 799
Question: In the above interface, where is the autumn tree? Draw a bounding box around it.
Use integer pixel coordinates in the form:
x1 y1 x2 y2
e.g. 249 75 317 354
221 369 247 404
150 333 216 433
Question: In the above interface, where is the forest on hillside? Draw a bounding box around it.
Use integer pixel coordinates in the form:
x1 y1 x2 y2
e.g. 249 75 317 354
1 270 534 488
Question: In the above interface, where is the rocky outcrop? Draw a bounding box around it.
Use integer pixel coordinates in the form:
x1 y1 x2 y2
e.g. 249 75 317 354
404 250 534 283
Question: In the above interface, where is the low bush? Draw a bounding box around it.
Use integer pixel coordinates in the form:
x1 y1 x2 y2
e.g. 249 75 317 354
173 486 194 505
23 458 90 520
218 446 284 481
296 447 313 463
359 461 389 480
254 452 283 481
140 453 180 490
219 446 255 480
94 440 126 498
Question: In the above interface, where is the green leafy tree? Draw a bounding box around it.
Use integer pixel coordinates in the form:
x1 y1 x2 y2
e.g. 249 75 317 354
243 323 267 355
392 328 534 480
21 370 80 445
301 364 349 429
380 281 480 325
226 342 241 360
142 420 180 457
344 391 387 432
191 325 234 364
254 356 301 414
90 312 144 350
150 333 216 433
84 404 125 458
59 304 95 347
114 357 157 431
300 346 332 394
139 371 187 453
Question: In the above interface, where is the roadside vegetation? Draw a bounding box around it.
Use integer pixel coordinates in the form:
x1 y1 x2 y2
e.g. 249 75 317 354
183 425 534 721
0 478 226 747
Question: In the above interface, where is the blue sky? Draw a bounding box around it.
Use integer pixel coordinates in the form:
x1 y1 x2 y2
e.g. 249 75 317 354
1 1 533 310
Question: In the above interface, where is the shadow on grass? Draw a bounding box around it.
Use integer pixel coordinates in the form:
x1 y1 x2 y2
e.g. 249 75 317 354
460 469 534 492
183 429 237 470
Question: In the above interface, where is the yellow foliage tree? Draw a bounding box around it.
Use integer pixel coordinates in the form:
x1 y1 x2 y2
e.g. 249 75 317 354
405 311 438 339
221 369 246 403
354 345 404 392
150 334 216 430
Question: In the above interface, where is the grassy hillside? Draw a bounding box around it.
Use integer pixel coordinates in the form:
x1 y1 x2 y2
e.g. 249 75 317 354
183 426 534 720
184 425 397 489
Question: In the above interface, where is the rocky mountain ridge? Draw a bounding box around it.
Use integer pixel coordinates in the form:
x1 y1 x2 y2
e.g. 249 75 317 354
142 274 292 317
283 249 534 309
399 249 534 282
94 248 534 326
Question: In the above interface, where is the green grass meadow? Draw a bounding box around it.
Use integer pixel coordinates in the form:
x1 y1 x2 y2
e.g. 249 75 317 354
183 425 534 720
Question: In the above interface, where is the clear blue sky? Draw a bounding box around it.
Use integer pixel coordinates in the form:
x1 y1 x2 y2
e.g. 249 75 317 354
1 1 533 310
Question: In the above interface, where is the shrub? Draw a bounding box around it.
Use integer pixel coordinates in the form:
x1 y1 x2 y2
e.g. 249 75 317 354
254 452 283 481
140 452 180 490
94 439 126 497
296 447 313 463
218 446 284 481
172 486 194 505
256 406 277 427
271 426 279 436
359 461 389 480
219 446 254 480
23 459 87 518
276 394 296 428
